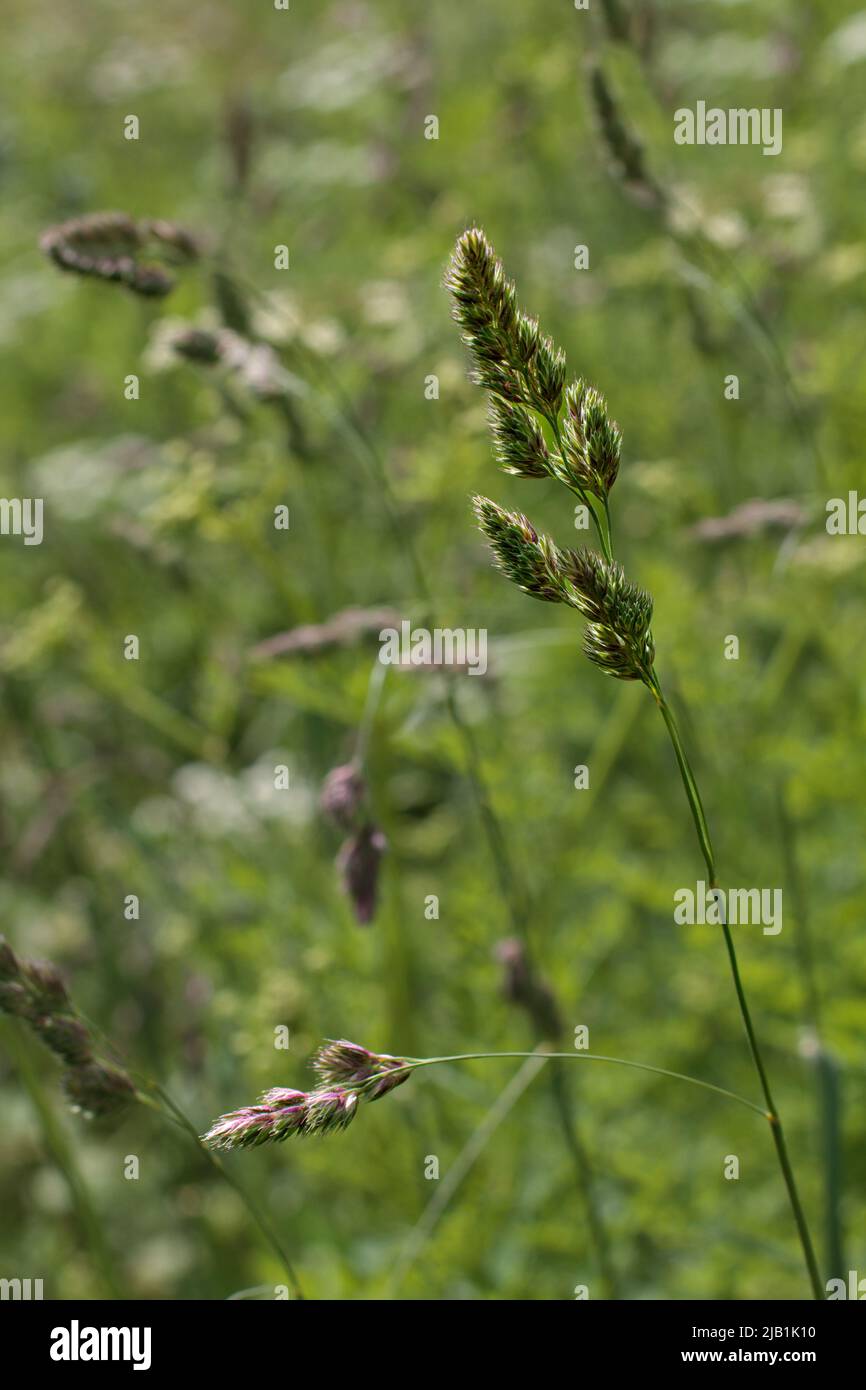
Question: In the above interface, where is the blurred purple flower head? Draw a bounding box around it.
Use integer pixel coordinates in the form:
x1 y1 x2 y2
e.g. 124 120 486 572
337 822 387 924
320 762 366 828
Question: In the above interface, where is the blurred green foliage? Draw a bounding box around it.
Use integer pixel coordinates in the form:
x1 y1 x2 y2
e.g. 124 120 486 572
0 0 864 1300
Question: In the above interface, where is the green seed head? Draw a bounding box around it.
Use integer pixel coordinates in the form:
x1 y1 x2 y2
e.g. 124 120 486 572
562 548 655 680
473 497 570 604
446 228 566 417
561 380 621 499
488 398 550 479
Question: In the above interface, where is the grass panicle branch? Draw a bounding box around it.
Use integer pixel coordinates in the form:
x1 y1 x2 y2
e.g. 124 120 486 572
40 211 200 298
204 1035 771 1157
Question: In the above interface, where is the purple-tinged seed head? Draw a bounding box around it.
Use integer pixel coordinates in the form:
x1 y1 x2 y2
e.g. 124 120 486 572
337 822 387 925
32 1014 92 1066
303 1087 359 1135
312 1039 410 1100
22 959 69 1012
259 1086 308 1107
62 1062 136 1119
320 763 366 829
203 1105 279 1151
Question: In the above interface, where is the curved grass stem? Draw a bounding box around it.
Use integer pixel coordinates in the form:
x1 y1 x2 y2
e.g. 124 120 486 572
358 1049 769 1117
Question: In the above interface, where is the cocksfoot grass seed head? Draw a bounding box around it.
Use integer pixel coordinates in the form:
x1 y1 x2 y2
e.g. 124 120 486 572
489 398 550 479
561 380 621 499
39 212 200 298
446 228 565 416
22 958 70 1013
202 1040 414 1150
61 1061 136 1119
470 508 654 682
563 549 655 681
32 1014 92 1066
0 942 70 1020
303 1088 360 1134
0 936 135 1118
473 497 570 604
313 1039 410 1099
203 1101 301 1151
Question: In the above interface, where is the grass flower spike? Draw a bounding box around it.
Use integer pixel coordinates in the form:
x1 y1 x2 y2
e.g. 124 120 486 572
472 497 569 605
561 380 622 500
313 1039 410 1098
488 397 550 478
202 1041 411 1151
473 498 654 681
40 211 200 298
445 227 565 416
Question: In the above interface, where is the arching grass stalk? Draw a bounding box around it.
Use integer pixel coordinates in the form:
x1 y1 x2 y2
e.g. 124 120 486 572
201 1036 769 1151
446 227 823 1300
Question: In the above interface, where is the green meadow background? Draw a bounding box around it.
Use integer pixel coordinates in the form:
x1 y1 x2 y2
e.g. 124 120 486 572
0 0 864 1300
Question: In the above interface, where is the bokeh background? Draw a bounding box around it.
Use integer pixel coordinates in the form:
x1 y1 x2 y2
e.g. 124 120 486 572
1 0 864 1300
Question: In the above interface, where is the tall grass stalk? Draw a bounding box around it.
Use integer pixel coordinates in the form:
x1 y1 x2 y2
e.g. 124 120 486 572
449 227 824 1299
647 675 823 1299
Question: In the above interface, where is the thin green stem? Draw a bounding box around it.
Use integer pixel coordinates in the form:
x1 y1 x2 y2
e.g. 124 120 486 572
602 494 614 555
359 1050 769 1117
647 670 824 1300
